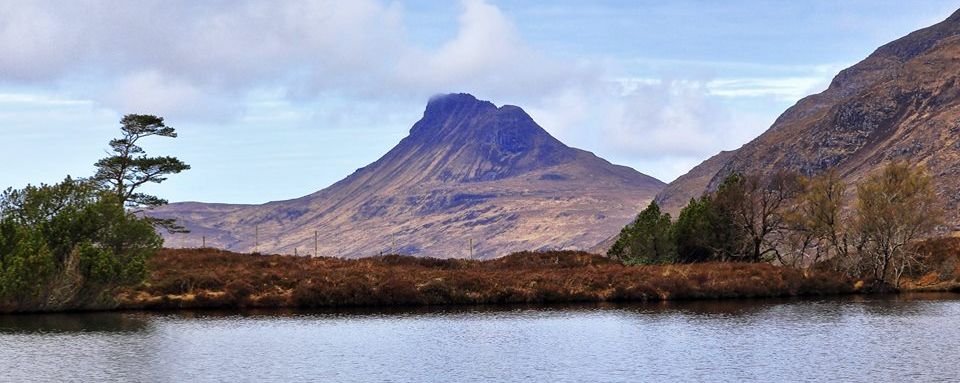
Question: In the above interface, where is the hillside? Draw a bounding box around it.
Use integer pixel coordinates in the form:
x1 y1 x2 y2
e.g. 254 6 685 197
150 93 664 258
656 9 960 231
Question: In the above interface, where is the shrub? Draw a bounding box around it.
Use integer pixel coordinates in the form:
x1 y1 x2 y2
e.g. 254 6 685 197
0 178 163 311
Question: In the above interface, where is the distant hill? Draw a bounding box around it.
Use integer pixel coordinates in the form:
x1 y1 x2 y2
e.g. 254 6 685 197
655 9 960 230
150 93 664 258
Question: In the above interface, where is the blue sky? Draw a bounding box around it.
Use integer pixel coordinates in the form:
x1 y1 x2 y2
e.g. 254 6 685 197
1 1 956 203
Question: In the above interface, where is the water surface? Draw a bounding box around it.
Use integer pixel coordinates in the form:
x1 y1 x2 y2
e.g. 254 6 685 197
2 295 959 382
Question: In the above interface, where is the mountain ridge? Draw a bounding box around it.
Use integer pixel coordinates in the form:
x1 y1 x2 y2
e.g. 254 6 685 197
655 9 960 230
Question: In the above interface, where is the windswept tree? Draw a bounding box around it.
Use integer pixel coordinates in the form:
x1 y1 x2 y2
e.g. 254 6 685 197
855 162 941 287
94 114 190 232
608 201 675 264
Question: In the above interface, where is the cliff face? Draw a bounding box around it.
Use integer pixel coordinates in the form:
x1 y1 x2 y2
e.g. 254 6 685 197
656 9 960 230
151 93 664 258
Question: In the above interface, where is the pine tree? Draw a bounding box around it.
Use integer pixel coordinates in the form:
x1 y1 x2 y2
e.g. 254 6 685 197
94 114 190 232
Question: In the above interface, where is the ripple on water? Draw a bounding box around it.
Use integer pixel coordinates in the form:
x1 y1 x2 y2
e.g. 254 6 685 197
1 295 960 382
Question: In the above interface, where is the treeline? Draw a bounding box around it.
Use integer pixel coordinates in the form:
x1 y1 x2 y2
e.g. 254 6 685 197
0 115 187 311
609 162 941 288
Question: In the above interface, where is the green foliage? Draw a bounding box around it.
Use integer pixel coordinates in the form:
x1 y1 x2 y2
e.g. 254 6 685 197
94 114 190 233
0 177 163 308
77 241 122 284
673 197 715 263
0 223 56 300
614 173 800 265
708 173 752 261
670 174 752 263
608 201 676 264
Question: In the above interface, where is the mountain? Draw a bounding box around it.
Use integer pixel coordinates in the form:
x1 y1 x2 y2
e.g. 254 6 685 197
151 93 664 258
656 9 960 231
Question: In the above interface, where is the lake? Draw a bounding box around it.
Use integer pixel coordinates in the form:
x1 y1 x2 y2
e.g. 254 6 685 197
2 294 959 382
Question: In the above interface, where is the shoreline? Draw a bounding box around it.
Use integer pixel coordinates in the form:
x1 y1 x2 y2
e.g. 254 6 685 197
3 247 958 315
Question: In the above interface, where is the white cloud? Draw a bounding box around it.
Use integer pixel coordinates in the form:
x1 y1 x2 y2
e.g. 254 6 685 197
0 0 601 113
706 76 830 100
531 79 768 157
0 0 408 112
392 0 595 100
103 71 242 122
0 0 829 184
0 93 91 106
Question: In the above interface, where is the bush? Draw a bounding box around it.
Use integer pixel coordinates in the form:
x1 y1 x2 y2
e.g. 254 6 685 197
224 280 254 303
608 201 675 264
0 178 162 311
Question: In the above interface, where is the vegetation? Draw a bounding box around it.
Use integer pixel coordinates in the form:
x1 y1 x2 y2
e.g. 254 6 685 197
93 114 190 232
0 115 186 312
854 162 941 287
608 201 675 264
905 236 960 291
610 162 943 289
115 248 853 309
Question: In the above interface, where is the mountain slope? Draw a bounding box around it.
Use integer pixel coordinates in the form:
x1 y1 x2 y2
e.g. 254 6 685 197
151 93 664 258
656 9 960 231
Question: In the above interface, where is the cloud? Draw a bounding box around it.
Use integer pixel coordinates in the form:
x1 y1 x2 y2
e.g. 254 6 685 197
0 0 408 113
0 0 829 184
531 79 766 157
0 93 91 106
393 0 594 100
706 77 830 100
523 77 778 182
0 0 591 117
103 71 242 122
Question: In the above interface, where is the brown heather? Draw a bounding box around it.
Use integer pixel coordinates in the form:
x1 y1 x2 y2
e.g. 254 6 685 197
903 237 960 292
115 249 855 310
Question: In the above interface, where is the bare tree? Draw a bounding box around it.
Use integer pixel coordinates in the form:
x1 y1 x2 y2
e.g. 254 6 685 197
790 170 864 271
854 162 941 287
720 171 802 262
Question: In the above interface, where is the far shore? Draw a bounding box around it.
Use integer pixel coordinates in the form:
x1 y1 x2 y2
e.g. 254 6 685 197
2 245 958 314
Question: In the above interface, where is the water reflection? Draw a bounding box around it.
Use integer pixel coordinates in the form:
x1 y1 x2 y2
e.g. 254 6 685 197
0 312 150 334
1 293 957 332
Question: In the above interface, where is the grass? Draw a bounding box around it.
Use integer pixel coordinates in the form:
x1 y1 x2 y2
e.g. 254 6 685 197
115 248 855 309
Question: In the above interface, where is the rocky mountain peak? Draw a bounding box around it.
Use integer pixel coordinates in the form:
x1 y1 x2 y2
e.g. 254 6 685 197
423 93 496 117
396 93 575 183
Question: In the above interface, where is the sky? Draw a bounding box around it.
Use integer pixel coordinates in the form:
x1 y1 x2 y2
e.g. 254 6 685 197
1 0 957 204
